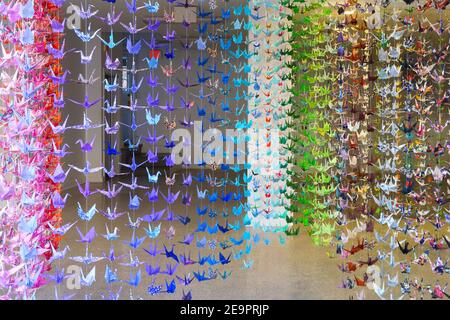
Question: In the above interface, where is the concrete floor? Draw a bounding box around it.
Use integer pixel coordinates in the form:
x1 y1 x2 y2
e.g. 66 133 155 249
38 227 351 300
36 169 355 300
37 172 446 300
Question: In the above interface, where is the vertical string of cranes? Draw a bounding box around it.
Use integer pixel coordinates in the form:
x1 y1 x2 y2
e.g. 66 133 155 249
285 0 449 299
0 0 64 299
